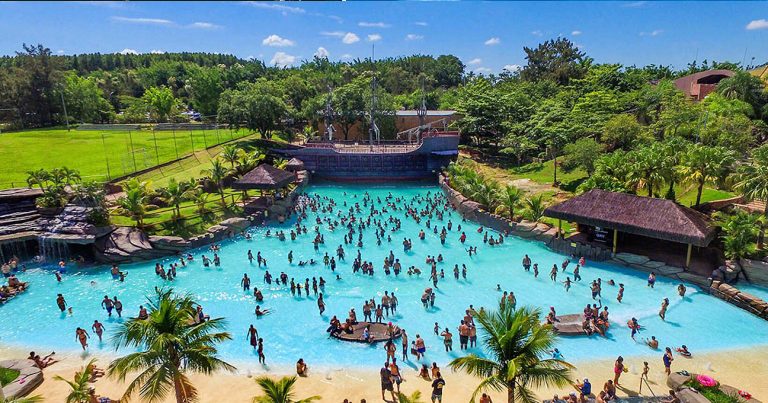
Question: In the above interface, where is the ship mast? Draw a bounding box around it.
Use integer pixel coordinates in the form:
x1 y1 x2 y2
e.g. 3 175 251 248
416 75 427 144
323 85 335 141
368 44 380 149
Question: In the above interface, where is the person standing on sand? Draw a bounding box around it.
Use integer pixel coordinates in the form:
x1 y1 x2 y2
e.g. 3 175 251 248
663 347 674 375
431 371 445 403
613 356 624 386
380 362 396 402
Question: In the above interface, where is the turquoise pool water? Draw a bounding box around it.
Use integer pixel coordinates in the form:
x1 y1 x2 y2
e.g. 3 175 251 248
1 184 767 370
737 284 768 301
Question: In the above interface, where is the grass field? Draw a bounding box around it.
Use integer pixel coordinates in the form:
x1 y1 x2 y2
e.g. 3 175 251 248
0 126 252 189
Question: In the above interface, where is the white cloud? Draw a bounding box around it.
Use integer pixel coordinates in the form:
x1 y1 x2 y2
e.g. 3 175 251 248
623 1 647 7
531 30 543 37
314 47 330 59
359 22 390 28
503 64 522 72
468 58 482 65
639 29 664 36
475 67 492 74
341 54 353 60
56 50 65 54
270 52 296 67
367 34 382 42
119 48 138 55
188 22 221 30
244 2 305 15
746 19 768 30
571 30 582 36
321 31 345 37
150 49 165 54
342 32 360 44
262 34 295 47
111 16 173 25
414 21 428 26
484 37 501 45
405 34 424 41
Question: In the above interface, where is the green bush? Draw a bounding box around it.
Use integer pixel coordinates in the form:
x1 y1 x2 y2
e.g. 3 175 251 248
0 367 20 386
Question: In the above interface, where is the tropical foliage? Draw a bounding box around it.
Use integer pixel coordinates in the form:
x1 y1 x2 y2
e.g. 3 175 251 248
108 288 235 403
53 359 98 403
449 303 573 403
251 376 320 403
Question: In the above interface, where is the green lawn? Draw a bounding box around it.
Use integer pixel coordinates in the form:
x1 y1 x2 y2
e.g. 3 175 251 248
677 186 735 207
506 160 588 191
128 134 260 189
0 367 19 387
0 126 252 189
110 188 253 238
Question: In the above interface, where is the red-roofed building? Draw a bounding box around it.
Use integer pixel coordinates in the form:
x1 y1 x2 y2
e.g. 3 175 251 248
673 69 735 101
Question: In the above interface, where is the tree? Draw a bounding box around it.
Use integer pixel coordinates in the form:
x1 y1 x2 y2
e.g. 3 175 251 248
186 66 223 118
220 145 242 169
600 114 648 151
734 144 768 247
61 72 113 123
397 391 426 403
500 134 538 166
713 210 762 263
217 79 290 139
630 144 667 197
251 376 320 403
561 138 603 176
26 168 51 192
108 288 235 403
142 86 178 122
716 71 766 118
524 195 547 222
116 179 152 227
520 38 590 85
201 159 230 206
449 304 573 403
54 359 97 403
497 185 523 220
678 144 735 206
331 80 367 140
160 178 194 220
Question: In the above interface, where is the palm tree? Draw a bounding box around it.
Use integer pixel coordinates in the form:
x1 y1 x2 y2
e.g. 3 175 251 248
498 185 523 220
108 288 235 403
397 391 425 403
220 145 242 169
160 178 194 220
630 146 666 197
734 144 768 247
252 376 320 403
714 210 762 265
26 169 50 192
201 159 230 206
116 180 152 227
524 195 547 222
679 144 735 207
472 181 501 211
192 189 211 216
273 158 288 170
716 71 765 108
449 304 573 403
54 359 96 403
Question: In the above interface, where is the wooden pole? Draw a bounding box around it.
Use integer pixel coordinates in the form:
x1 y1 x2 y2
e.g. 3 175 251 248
558 219 562 234
686 244 693 269
612 229 618 254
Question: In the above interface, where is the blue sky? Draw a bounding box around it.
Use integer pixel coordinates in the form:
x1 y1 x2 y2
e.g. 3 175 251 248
1 1 767 73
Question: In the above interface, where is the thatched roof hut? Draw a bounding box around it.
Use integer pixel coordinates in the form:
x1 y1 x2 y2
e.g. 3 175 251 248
285 158 305 172
233 164 295 190
544 189 715 247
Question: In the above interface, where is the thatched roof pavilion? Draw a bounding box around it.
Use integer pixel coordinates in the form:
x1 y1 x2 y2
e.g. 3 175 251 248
544 189 716 267
285 158 305 172
233 164 295 190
